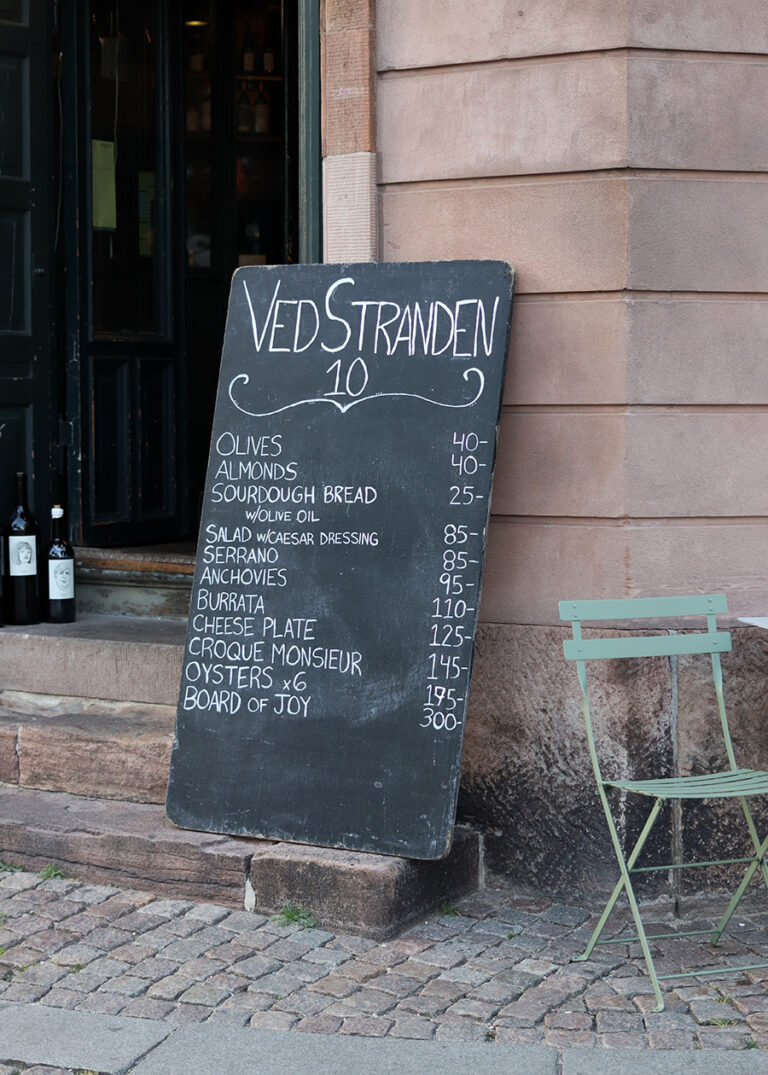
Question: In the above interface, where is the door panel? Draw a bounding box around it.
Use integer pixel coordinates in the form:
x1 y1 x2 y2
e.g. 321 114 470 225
91 356 131 523
65 0 183 545
0 1 54 518
139 358 175 519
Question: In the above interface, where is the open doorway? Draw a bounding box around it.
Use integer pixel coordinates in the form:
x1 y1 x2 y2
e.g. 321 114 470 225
58 0 317 549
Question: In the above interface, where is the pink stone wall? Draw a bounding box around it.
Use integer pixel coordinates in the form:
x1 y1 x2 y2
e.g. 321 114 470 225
377 1 768 626
372 1 768 887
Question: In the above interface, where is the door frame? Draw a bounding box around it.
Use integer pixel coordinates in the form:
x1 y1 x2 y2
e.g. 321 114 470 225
0 0 56 523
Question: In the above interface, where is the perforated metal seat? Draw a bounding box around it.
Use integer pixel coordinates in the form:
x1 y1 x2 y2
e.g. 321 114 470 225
607 769 768 799
560 594 768 1012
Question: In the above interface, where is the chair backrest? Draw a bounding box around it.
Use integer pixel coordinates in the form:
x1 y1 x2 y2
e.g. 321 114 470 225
559 594 731 662
559 594 736 778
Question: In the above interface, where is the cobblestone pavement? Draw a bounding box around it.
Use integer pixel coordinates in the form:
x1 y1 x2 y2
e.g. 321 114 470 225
0 866 767 1072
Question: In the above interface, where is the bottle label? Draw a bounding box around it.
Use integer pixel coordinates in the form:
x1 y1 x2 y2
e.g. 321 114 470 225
8 535 36 577
49 559 75 600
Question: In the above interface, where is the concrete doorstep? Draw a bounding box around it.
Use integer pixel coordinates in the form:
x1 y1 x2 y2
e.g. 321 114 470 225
0 785 481 936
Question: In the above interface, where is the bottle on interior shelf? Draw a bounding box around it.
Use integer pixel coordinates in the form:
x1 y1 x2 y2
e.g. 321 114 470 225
241 21 256 74
188 27 205 73
46 505 75 624
262 30 275 74
262 10 280 74
186 97 200 132
200 81 212 132
253 81 270 134
236 80 253 133
4 471 40 625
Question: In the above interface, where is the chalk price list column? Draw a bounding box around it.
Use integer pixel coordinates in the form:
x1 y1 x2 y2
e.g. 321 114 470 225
421 431 490 733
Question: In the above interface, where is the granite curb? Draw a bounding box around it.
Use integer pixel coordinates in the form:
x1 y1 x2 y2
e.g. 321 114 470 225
2 1005 768 1073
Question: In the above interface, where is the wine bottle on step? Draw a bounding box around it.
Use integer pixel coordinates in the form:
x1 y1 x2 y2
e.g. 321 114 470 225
46 504 75 623
4 471 40 625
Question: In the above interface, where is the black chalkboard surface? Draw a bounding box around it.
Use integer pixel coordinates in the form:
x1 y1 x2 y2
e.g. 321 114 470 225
167 261 513 859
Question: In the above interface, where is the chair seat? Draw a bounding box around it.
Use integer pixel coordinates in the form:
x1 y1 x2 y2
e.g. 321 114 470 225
604 768 768 799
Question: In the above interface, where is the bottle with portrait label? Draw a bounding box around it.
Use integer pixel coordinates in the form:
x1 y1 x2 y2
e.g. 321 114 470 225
47 505 75 623
4 471 39 625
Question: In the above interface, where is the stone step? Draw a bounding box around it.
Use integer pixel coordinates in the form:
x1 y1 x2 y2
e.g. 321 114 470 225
74 545 195 618
0 691 173 804
0 614 186 706
0 786 482 937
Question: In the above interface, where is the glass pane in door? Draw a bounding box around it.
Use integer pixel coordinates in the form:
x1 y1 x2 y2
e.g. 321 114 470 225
89 0 169 338
184 1 215 268
234 1 285 266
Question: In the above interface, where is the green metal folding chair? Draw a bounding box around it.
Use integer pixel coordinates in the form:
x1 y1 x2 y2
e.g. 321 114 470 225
560 593 768 1011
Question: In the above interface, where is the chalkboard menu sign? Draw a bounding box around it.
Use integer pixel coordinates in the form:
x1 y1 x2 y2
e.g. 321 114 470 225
167 261 513 859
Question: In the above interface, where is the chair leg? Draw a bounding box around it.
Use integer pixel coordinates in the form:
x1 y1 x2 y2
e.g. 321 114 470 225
710 798 768 946
576 793 666 1012
740 797 768 892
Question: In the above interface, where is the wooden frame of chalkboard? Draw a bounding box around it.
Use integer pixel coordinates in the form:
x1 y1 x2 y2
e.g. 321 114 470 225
166 260 514 859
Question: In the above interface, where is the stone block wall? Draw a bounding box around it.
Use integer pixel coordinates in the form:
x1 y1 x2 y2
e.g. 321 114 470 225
325 1 768 888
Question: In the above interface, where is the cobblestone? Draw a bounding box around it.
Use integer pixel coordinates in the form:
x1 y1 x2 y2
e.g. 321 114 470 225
599 1031 648 1048
177 982 232 1006
688 998 746 1024
177 955 227 981
248 1009 298 1030
75 991 127 1015
395 994 451 1017
229 954 281 980
2 872 768 1053
308 973 361 997
221 991 274 1012
339 1015 393 1036
435 1016 492 1042
165 1003 210 1023
37 987 85 1009
0 981 51 1002
294 1013 343 1034
333 959 382 983
160 935 215 961
595 1010 644 1033
146 973 195 1000
137 899 193 918
97 974 148 996
545 1009 593 1030
130 955 182 980
696 1026 753 1048
49 942 103 967
545 1028 596 1047
184 903 231 925
438 965 490 986
120 996 176 1019
343 987 397 1015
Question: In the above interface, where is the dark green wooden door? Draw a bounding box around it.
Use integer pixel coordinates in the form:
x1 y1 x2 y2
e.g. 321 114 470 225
0 1 55 520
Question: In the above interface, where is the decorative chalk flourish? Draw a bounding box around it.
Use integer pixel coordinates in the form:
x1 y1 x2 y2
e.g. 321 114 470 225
227 368 485 417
